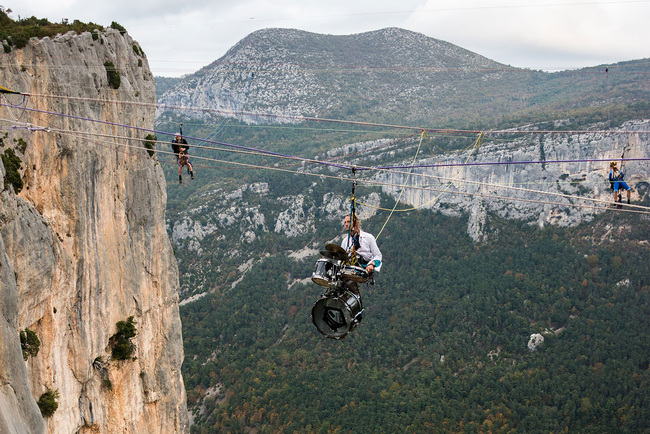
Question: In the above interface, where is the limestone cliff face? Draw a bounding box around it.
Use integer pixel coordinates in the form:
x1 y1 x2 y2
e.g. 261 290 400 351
0 29 188 433
373 121 650 242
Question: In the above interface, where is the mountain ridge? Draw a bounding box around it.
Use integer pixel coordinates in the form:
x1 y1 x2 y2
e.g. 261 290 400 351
156 27 649 129
156 27 535 126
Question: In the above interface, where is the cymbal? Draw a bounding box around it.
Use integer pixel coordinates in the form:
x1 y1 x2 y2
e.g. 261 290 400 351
320 243 347 260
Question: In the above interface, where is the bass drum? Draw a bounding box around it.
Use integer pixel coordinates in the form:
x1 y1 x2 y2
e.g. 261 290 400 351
311 258 340 287
311 291 363 339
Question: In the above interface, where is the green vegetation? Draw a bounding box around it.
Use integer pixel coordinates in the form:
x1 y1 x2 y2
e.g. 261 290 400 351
154 76 181 99
20 329 40 360
110 316 137 361
154 28 650 433
132 43 143 57
1 147 23 193
0 7 103 50
14 137 27 154
143 134 157 157
110 21 127 36
37 389 59 418
179 201 650 432
104 61 121 89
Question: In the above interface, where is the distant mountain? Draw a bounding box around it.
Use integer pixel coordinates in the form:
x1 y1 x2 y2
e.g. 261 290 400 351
154 76 181 99
156 27 649 128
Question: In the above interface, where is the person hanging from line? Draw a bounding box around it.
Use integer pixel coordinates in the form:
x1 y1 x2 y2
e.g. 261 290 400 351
171 133 194 183
340 213 382 294
609 161 631 207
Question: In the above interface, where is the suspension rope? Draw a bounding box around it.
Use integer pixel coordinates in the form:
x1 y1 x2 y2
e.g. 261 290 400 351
4 112 648 215
0 102 355 171
2 104 649 218
345 166 358 260
28 123 650 216
376 130 427 239
18 92 650 137
362 132 485 214
370 156 650 171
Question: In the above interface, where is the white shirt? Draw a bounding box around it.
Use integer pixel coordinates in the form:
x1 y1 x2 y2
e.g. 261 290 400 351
340 230 382 272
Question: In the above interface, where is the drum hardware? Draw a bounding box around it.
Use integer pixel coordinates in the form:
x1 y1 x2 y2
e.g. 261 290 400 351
340 264 369 283
310 243 371 339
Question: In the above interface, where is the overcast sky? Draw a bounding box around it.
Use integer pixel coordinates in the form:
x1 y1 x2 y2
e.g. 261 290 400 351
10 0 650 77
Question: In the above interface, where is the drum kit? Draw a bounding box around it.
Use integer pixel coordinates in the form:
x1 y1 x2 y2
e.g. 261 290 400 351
310 243 369 339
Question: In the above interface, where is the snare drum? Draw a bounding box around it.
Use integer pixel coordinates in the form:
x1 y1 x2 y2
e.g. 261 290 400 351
340 264 369 283
311 290 363 339
311 258 340 287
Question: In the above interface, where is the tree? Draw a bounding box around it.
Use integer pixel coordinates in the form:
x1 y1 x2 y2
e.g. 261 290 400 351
37 389 59 417
20 328 40 360
110 316 137 360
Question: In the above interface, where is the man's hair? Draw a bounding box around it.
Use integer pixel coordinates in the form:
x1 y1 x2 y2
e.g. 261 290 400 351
345 213 361 233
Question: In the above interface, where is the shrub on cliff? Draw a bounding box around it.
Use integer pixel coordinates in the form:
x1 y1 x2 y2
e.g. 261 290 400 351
143 134 157 157
37 389 59 418
20 328 40 360
104 61 121 89
110 316 137 360
0 8 102 49
110 21 127 35
1 147 23 193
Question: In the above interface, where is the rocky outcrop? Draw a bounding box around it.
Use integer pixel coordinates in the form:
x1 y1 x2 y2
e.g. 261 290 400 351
373 121 650 241
0 29 187 433
0 180 44 434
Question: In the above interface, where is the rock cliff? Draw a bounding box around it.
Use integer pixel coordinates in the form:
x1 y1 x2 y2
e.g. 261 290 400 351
372 121 650 241
0 29 187 433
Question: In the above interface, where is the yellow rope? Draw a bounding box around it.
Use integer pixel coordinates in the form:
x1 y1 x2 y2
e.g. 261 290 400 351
376 131 428 238
360 132 484 213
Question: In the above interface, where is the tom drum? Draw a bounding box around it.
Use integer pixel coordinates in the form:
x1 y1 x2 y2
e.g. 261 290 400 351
311 258 340 287
340 264 369 283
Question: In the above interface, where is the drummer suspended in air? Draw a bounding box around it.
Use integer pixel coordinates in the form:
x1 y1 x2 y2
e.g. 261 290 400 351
309 214 381 339
340 213 382 287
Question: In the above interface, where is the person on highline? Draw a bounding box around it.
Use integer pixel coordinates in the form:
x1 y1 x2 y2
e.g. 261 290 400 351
609 161 630 207
171 133 194 183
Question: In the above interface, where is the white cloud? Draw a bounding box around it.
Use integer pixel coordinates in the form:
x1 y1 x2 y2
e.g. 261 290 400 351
405 0 650 70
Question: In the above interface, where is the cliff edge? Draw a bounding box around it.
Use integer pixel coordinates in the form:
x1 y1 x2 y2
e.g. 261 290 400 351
0 28 188 433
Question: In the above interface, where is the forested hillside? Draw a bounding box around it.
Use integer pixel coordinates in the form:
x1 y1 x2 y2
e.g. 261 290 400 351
180 206 650 432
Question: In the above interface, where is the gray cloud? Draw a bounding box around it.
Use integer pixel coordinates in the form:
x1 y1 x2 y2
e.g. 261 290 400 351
12 0 650 76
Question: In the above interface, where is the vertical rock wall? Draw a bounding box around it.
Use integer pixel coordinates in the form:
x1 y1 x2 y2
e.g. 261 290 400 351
374 123 650 242
0 29 187 433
